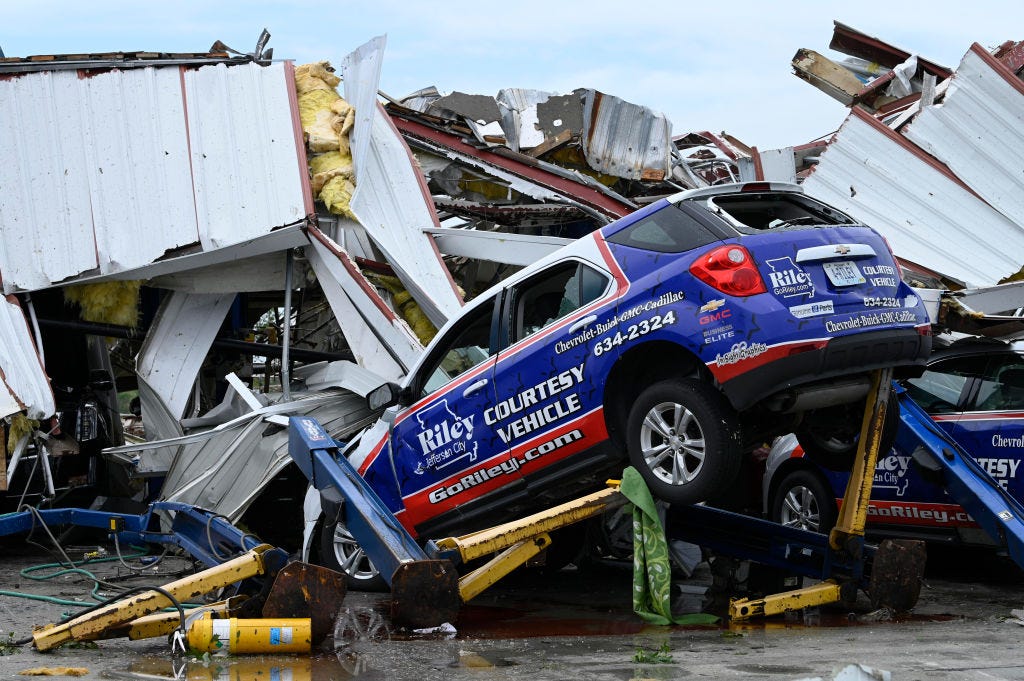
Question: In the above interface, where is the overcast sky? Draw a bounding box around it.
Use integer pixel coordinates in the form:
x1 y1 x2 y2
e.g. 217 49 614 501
2 1 1018 149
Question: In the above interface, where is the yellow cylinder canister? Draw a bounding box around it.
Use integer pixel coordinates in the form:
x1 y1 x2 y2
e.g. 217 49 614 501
186 612 312 654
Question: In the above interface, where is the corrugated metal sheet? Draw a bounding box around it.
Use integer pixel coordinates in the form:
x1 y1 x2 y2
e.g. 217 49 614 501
136 291 236 423
495 88 559 151
184 62 308 249
0 297 54 419
341 37 464 327
582 90 672 181
306 231 422 380
157 390 378 522
903 45 1024 229
0 61 308 294
802 109 1024 287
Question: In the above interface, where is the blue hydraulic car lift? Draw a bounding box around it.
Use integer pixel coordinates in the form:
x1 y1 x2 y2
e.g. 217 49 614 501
288 365 1024 625
0 500 283 569
894 384 1024 567
8 368 1024 630
286 369 919 625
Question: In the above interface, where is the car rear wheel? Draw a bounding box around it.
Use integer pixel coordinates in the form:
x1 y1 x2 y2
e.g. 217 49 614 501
795 392 900 471
769 469 837 533
319 516 388 592
625 378 742 505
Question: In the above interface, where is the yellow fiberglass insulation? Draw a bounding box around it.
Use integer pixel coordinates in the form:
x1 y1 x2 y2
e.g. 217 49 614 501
64 281 142 328
294 61 341 93
6 413 38 455
366 273 438 345
295 61 359 224
309 151 355 196
320 176 357 220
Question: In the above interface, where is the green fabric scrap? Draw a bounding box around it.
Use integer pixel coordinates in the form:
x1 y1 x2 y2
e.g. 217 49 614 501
619 466 719 626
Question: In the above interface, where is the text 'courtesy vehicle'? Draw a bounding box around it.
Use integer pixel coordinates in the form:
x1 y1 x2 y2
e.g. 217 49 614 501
322 182 933 587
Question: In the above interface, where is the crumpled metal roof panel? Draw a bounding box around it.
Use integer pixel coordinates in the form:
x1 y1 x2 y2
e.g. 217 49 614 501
0 61 308 294
903 44 1024 230
342 37 464 327
184 62 309 249
802 110 1024 286
582 90 672 181
0 297 54 420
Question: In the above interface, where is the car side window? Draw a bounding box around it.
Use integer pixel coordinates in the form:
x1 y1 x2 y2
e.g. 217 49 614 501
512 262 609 342
971 355 1024 412
419 301 495 396
606 204 718 253
902 356 988 414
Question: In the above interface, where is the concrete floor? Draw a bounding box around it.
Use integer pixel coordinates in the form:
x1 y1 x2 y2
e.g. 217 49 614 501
2 542 1024 680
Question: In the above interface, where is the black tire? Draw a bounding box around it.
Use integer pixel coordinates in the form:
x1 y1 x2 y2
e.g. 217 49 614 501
769 469 837 534
318 516 388 592
625 378 742 505
795 391 900 471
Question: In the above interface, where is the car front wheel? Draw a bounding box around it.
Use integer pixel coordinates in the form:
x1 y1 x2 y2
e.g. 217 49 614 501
769 469 837 533
319 515 388 592
625 378 742 505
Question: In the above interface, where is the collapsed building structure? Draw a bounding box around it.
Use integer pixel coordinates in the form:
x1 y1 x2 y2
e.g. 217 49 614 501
0 25 1021 544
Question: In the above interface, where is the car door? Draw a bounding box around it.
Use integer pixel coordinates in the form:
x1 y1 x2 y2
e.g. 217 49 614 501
490 259 613 496
945 353 1024 496
890 354 989 508
387 296 513 532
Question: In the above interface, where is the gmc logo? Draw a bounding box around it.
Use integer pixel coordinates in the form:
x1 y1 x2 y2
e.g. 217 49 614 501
699 309 732 325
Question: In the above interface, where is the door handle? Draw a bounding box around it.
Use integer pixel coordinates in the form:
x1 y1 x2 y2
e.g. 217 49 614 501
569 314 597 334
463 378 489 398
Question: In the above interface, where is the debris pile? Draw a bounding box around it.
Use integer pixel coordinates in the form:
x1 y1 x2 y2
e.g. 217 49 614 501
790 23 1024 289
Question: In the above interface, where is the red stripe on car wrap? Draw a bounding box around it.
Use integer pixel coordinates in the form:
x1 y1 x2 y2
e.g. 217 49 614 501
707 338 829 383
838 499 977 528
398 407 608 531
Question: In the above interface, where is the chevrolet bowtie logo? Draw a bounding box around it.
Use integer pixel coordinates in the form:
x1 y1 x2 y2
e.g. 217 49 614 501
834 245 851 255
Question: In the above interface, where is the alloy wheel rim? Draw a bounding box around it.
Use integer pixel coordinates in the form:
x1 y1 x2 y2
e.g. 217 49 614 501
780 484 820 531
639 400 706 485
333 524 380 581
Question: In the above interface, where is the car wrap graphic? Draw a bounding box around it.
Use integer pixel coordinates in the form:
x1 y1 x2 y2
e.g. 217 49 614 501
781 409 1024 533
347 200 931 538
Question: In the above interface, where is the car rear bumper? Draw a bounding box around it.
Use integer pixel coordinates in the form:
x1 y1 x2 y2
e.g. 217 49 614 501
722 327 932 411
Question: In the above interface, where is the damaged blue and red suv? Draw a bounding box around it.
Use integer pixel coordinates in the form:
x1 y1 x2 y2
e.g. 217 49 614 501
322 182 932 586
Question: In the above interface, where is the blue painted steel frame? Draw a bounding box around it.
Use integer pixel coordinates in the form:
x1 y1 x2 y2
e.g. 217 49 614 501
669 504 872 585
0 501 267 568
896 385 1024 568
288 416 428 587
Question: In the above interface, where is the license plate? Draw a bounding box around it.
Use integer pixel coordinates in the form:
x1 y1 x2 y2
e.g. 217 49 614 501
822 261 865 286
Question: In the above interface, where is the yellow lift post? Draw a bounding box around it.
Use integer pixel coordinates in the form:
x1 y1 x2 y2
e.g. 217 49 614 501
33 546 277 651
729 368 894 619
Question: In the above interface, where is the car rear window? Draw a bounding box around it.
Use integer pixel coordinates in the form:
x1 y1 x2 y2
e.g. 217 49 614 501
707 192 855 232
606 204 719 253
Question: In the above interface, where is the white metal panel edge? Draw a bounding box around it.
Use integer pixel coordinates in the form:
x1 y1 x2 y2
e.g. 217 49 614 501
341 37 464 327
802 112 1024 286
184 62 308 250
0 296 55 419
135 291 236 420
0 70 99 292
903 45 1024 231
82 67 198 275
424 227 570 266
306 231 421 380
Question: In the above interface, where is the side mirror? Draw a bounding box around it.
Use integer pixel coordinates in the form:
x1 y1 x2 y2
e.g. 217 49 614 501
367 382 403 411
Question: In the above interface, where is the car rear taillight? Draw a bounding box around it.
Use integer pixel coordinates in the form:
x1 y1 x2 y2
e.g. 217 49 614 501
689 245 767 296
